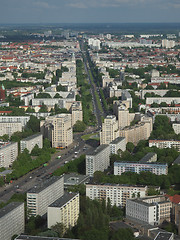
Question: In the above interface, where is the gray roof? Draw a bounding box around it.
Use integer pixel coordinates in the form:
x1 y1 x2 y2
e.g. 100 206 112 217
86 144 109 156
20 133 42 142
0 202 24 218
110 137 125 145
139 152 157 163
48 192 79 208
173 155 180 165
15 235 79 240
154 232 174 240
27 176 63 194
0 169 13 176
64 173 90 186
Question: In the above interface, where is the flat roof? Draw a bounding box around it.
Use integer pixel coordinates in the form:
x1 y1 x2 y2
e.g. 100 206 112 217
20 133 42 142
110 137 125 144
173 155 180 164
48 192 78 208
154 232 173 240
139 152 157 163
86 183 146 188
27 176 63 194
114 161 167 166
15 235 79 240
86 144 109 156
64 173 90 186
0 202 24 218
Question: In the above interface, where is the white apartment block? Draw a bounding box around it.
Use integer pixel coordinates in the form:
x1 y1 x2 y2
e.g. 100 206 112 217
86 144 110 177
40 114 73 148
162 39 175 48
0 122 22 136
126 196 172 225
172 123 180 135
146 97 180 105
110 137 126 154
0 116 30 128
151 77 180 85
114 162 168 176
27 176 64 217
100 115 119 145
117 106 130 129
0 202 25 240
86 183 147 207
149 140 180 152
48 192 79 230
0 142 18 168
20 133 43 153
71 101 83 126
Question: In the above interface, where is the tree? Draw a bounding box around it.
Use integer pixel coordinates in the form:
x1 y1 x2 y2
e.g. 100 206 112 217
51 222 66 237
39 104 48 113
73 121 86 132
54 93 62 98
26 116 40 132
126 142 135 153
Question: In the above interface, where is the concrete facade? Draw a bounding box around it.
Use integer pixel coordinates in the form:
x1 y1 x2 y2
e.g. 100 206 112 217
0 142 18 168
20 133 43 153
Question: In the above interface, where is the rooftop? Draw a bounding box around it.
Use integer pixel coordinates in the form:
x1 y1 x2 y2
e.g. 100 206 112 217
139 152 157 163
27 176 63 194
64 173 90 186
49 192 79 208
0 202 24 218
20 133 42 142
110 137 125 144
154 232 174 240
173 155 180 165
86 144 109 156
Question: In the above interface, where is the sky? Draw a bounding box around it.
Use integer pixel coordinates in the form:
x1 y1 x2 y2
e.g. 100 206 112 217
0 0 179 24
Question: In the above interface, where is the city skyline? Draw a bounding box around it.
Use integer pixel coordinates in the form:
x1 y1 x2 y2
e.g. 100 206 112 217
0 0 180 24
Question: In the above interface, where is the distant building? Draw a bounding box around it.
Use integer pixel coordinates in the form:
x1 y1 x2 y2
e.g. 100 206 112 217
0 202 24 240
162 39 175 48
149 140 180 152
0 116 30 128
48 192 79 230
114 161 168 176
0 122 22 136
0 141 18 168
70 101 83 126
126 196 172 225
20 133 43 153
27 176 64 217
40 114 73 148
172 155 180 165
86 183 147 207
86 144 110 177
100 115 119 145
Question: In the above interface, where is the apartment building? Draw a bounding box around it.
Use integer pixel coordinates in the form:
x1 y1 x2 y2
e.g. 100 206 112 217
119 120 152 145
114 162 168 176
100 115 119 145
20 133 43 153
86 144 110 177
86 183 147 207
110 137 126 154
126 196 172 225
149 140 180 152
0 122 22 136
0 116 30 128
0 202 25 240
70 101 83 126
48 192 79 230
40 114 73 148
146 97 180 105
117 105 130 129
27 176 64 217
0 141 18 168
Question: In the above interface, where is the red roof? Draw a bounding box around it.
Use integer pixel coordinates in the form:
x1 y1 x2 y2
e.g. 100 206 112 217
166 194 180 204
